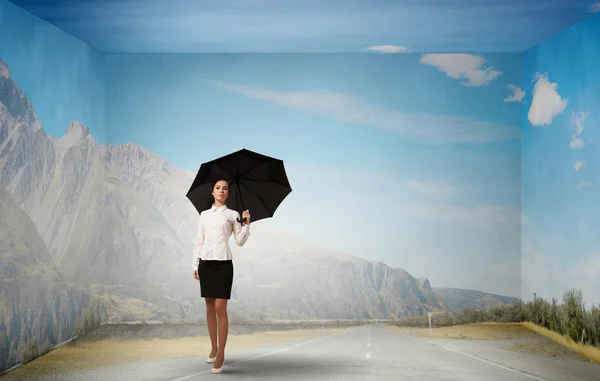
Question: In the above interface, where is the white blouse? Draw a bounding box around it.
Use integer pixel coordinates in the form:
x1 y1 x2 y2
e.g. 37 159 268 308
192 204 250 268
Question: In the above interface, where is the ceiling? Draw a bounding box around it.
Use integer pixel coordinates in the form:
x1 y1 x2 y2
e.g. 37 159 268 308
8 0 600 54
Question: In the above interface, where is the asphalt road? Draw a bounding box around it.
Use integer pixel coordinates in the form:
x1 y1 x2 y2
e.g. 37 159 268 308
6 324 600 380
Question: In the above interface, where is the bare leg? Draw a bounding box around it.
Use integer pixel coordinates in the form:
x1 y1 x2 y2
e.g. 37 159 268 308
205 298 218 358
214 298 228 369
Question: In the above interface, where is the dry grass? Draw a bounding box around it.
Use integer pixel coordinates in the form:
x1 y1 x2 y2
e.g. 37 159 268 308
3 328 343 378
387 323 537 340
521 322 600 365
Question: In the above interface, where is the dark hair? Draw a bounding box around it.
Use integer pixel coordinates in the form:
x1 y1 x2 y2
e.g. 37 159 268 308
212 178 230 190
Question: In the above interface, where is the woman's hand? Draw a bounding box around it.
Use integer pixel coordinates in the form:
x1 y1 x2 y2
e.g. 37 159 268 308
242 209 251 224
193 269 199 280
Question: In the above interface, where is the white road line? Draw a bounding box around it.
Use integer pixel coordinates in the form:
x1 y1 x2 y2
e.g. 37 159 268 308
167 328 354 381
367 342 371 347
436 344 549 381
366 352 371 359
399 330 548 381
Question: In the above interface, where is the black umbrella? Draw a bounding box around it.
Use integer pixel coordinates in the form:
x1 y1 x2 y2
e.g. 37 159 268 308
186 148 292 224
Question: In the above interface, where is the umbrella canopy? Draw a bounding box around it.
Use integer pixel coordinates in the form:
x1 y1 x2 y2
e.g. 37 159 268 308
186 148 292 223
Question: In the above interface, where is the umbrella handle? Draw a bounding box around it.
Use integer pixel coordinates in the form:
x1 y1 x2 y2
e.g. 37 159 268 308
237 217 247 225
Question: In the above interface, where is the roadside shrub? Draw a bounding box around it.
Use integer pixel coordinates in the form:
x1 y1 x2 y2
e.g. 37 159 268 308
393 288 599 348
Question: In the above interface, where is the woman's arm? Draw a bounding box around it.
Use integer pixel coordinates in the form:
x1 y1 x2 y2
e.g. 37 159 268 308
232 211 250 247
192 214 205 268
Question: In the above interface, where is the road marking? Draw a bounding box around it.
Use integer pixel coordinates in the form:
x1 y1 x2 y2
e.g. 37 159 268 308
366 352 371 359
436 344 549 381
367 342 371 347
167 328 354 381
399 331 548 381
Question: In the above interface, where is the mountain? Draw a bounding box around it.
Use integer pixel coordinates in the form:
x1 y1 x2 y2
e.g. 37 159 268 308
0 185 92 371
0 65 54 215
0 58 211 325
99 142 198 252
220 226 448 318
0 60 39 129
432 287 521 312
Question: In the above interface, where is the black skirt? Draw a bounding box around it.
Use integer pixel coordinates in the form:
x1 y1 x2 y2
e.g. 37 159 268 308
198 259 234 299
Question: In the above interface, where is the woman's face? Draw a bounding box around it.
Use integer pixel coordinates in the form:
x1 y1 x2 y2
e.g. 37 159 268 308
212 180 229 204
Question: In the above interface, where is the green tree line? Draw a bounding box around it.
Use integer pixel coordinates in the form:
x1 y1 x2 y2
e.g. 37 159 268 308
394 288 600 347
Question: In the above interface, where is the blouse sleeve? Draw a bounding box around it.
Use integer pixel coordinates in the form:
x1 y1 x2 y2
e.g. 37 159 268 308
192 213 205 269
232 211 250 247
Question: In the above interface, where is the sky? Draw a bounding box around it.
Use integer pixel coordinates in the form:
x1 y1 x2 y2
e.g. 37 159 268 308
521 12 600 307
7 0 600 53
105 52 523 298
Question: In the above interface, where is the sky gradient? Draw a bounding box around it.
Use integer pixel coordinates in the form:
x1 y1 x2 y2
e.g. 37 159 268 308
105 53 523 298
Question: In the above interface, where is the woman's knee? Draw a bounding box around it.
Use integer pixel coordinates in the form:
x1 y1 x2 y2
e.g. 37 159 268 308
215 300 228 316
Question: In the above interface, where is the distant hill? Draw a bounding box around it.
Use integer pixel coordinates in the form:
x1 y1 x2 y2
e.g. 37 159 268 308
432 287 521 312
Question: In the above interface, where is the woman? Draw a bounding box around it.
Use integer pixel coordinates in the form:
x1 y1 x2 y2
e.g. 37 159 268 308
192 179 251 374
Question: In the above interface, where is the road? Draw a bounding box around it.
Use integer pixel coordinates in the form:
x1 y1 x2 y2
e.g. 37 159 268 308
6 324 600 380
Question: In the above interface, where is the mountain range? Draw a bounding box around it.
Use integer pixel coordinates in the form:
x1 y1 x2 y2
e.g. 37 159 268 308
0 57 519 371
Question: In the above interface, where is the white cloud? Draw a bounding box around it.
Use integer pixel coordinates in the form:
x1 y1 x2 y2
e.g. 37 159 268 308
213 82 519 144
574 160 585 172
406 180 467 200
504 84 525 103
570 138 586 149
571 111 587 136
590 3 600 13
419 54 501 87
527 73 568 126
569 111 587 149
366 45 410 53
577 181 591 188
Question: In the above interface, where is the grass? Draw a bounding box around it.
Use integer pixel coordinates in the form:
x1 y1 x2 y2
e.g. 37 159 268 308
2 327 343 378
522 322 600 365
